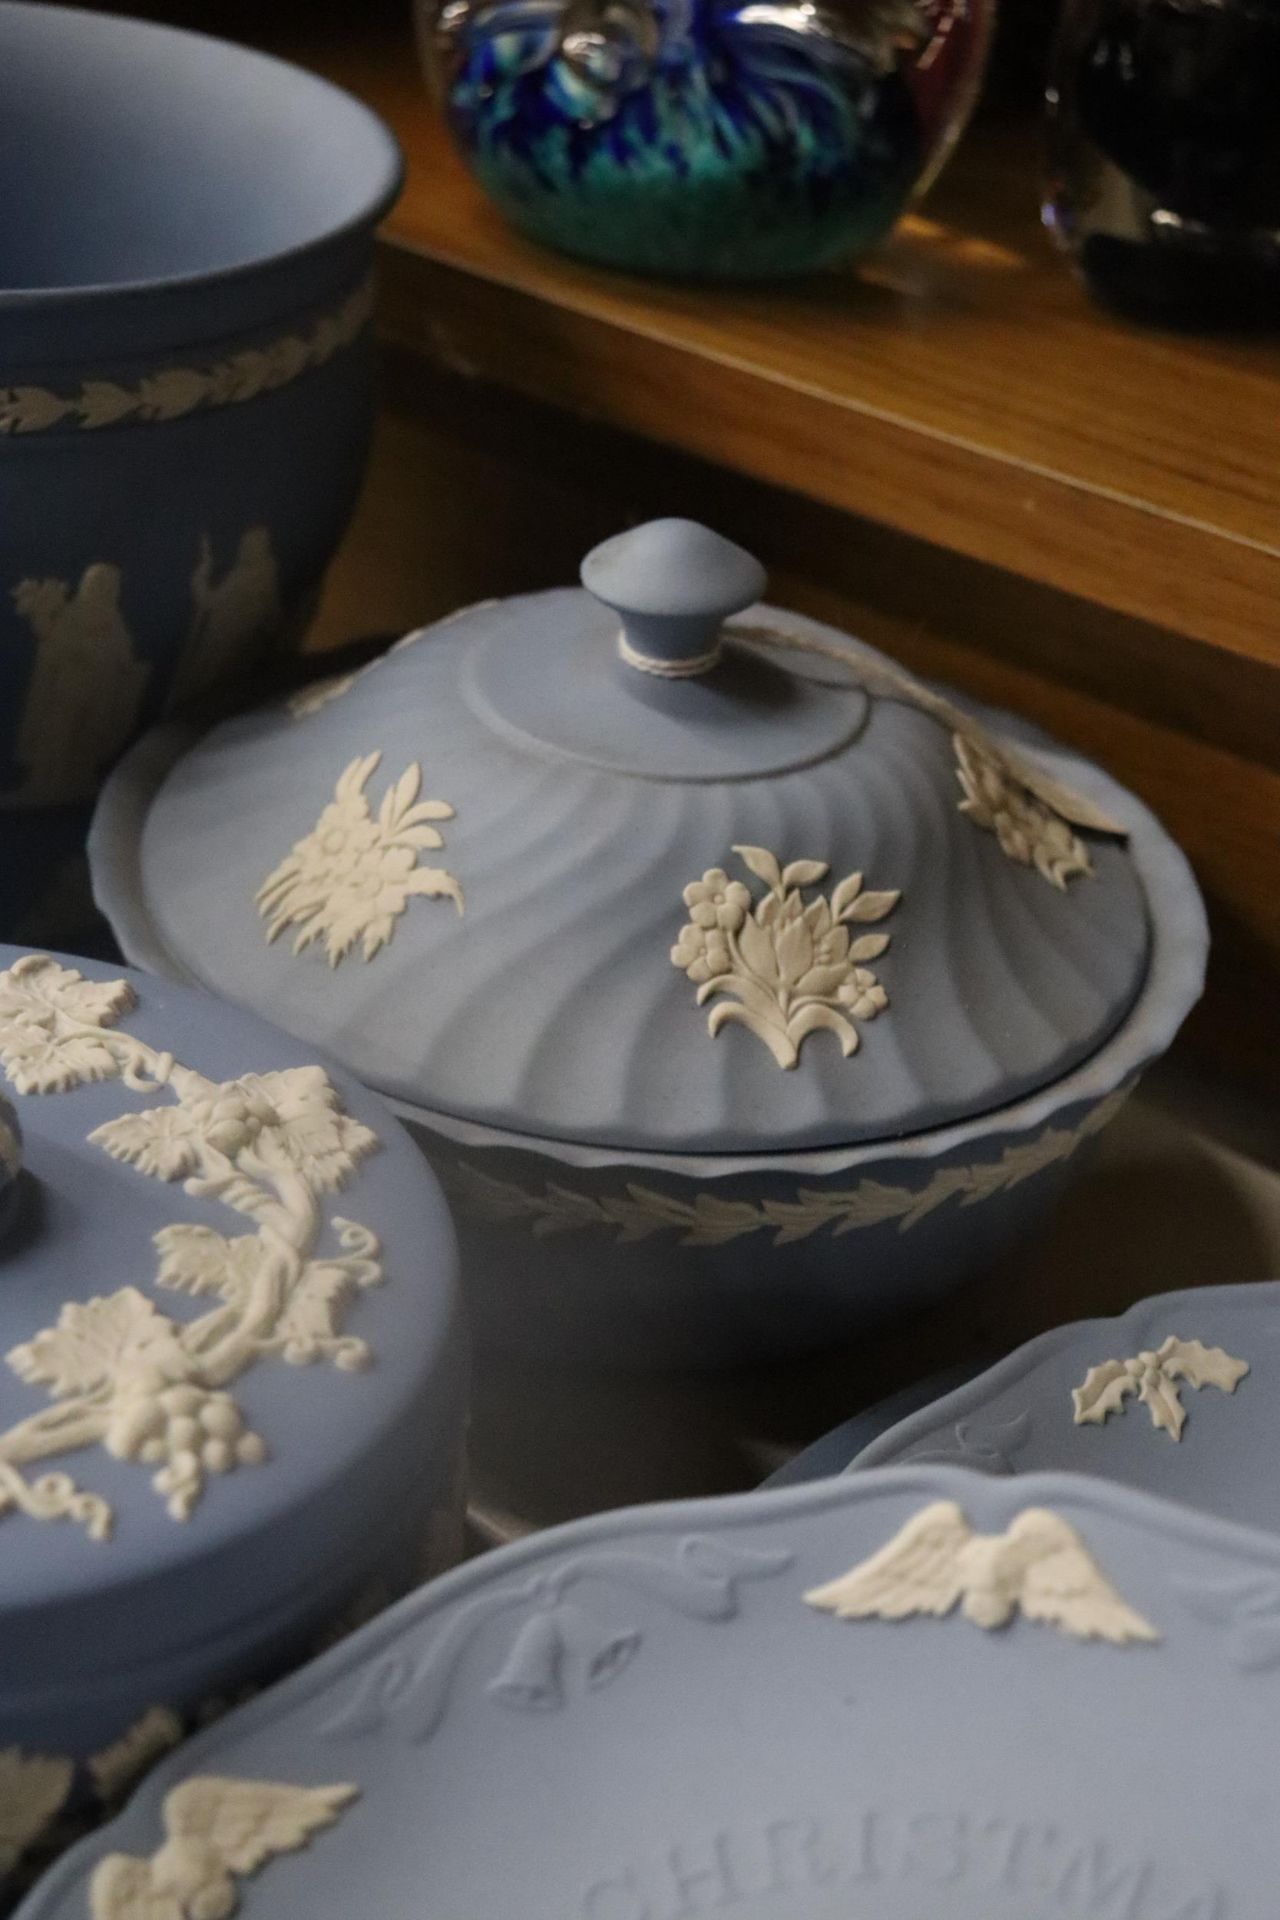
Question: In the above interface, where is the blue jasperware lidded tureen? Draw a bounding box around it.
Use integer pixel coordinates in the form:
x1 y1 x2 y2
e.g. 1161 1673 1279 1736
91 520 1207 1366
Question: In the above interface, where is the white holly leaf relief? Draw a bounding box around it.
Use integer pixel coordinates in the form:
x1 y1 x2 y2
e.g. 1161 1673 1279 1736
0 1748 74 1871
1072 1361 1135 1425
7 1288 185 1399
1073 1336 1250 1441
153 1224 265 1303
90 1105 203 1181
1164 1337 1251 1394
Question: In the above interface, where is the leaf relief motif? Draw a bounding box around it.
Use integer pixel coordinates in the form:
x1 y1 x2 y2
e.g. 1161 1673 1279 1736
1073 1335 1249 1441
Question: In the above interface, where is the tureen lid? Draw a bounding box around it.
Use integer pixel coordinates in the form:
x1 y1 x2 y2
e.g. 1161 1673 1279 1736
93 521 1153 1156
0 945 459 1718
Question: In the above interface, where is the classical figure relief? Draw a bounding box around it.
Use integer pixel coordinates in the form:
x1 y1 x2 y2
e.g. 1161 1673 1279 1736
170 528 282 708
10 564 148 804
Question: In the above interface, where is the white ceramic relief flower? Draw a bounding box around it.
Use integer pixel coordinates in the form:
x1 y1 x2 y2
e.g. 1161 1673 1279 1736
0 956 386 1539
256 751 463 967
672 846 899 1069
954 734 1093 890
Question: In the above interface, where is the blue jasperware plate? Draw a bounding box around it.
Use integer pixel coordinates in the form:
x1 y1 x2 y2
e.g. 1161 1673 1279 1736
849 1284 1280 1534
19 1466 1280 1920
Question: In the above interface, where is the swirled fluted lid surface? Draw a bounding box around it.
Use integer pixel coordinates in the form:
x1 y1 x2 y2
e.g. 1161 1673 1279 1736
94 561 1156 1155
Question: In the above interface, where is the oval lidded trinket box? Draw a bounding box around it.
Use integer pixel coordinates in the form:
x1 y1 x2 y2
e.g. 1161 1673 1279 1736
0 945 465 1871
17 1465 1280 1920
90 519 1208 1367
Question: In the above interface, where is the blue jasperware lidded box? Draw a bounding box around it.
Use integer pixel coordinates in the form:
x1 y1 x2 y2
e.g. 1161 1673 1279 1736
91 519 1207 1367
0 945 465 1883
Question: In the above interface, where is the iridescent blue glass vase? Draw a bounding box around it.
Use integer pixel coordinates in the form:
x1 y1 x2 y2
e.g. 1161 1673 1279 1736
419 0 993 277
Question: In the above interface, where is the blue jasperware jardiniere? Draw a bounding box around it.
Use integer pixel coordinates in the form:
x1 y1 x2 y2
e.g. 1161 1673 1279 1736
90 520 1207 1370
419 0 992 276
0 2 401 865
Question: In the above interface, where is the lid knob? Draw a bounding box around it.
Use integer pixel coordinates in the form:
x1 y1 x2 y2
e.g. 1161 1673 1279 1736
581 519 767 679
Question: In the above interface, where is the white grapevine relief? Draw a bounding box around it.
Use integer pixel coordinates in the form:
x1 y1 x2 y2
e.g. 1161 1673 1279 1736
0 955 384 1540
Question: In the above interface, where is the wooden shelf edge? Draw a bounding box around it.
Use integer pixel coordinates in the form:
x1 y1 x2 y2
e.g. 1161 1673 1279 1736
376 246 1280 769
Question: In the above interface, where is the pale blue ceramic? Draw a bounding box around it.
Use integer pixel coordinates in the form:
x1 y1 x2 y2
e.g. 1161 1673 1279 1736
0 946 464 1775
853 1283 1280 1531
92 523 1209 1366
19 1467 1280 1919
0 3 401 851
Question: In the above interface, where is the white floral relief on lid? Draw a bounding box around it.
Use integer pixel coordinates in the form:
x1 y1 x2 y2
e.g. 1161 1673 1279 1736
0 954 386 1541
954 734 1093 890
256 751 463 967
671 845 899 1070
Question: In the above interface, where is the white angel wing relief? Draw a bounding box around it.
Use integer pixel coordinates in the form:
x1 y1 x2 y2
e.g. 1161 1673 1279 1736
1009 1510 1160 1645
89 1854 181 1920
164 1776 358 1874
804 1500 972 1622
90 1778 359 1920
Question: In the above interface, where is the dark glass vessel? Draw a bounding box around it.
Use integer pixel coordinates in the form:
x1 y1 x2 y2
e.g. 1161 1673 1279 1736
1045 0 1280 325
